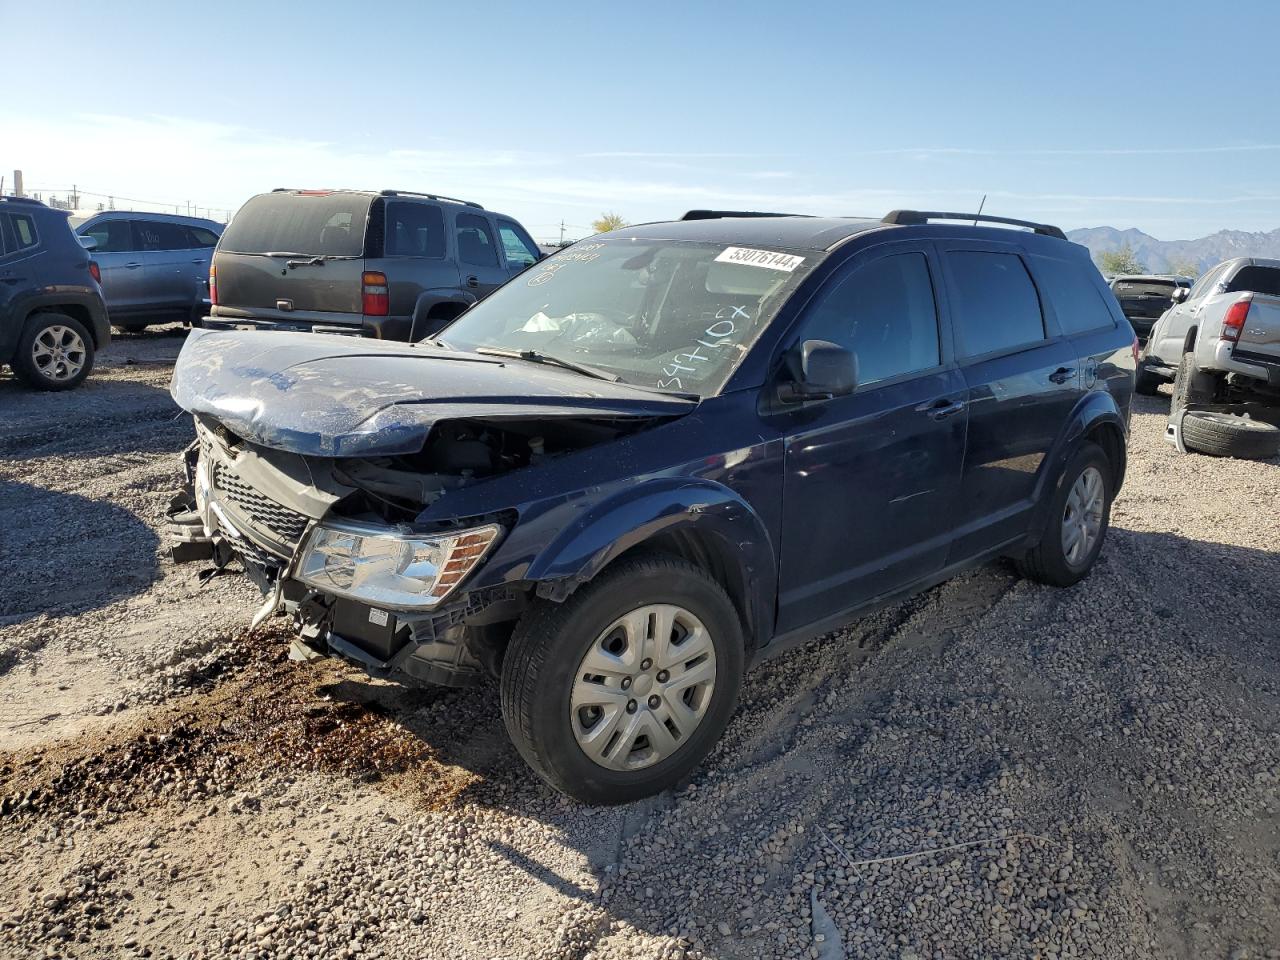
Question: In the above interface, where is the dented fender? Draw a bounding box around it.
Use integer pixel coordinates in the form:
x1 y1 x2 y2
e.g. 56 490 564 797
524 476 778 648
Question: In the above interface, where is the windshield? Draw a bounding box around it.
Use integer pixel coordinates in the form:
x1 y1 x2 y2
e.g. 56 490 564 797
437 239 816 395
219 192 371 258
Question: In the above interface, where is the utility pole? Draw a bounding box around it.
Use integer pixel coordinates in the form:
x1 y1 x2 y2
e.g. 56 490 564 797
70 184 79 209
559 220 565 247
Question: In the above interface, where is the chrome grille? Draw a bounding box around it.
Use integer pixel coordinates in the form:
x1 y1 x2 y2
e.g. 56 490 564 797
211 460 310 546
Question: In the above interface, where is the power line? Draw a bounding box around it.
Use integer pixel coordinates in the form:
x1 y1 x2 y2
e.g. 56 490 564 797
23 186 237 220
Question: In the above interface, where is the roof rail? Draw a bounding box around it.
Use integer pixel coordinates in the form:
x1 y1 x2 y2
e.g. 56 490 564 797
680 209 804 221
379 189 483 209
0 195 47 207
882 209 1067 241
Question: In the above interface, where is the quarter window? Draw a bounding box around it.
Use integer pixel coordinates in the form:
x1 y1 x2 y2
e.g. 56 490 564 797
455 213 498 268
1031 256 1116 336
947 251 1045 358
497 220 540 267
82 220 134 253
188 226 221 248
802 252 941 385
11 214 38 249
386 202 445 258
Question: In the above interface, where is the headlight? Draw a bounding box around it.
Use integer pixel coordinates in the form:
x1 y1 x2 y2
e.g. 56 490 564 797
296 522 501 610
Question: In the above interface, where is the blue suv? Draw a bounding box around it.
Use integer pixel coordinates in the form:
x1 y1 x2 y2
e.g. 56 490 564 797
169 209 1136 803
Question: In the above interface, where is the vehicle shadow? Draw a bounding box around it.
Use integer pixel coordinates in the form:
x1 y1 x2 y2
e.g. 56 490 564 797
313 526 1280 955
0 479 162 641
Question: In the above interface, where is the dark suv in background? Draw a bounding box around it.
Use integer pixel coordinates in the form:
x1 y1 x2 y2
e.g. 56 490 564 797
1 196 109 390
1108 274 1192 338
204 189 543 340
170 209 1135 803
77 211 223 332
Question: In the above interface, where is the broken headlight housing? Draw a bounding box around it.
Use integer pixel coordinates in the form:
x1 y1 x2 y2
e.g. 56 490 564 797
296 522 502 610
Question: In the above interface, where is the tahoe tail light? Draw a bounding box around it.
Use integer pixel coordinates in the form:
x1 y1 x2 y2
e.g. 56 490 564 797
362 271 389 316
209 264 218 306
88 261 101 285
1221 295 1251 343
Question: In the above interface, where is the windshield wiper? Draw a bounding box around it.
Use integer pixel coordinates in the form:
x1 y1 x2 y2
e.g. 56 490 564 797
474 347 622 383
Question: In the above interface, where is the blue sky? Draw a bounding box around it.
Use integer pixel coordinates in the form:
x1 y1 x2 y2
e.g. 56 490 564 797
4 0 1279 240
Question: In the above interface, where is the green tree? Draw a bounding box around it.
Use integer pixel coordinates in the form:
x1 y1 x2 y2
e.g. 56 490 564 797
1167 258 1200 279
1097 244 1147 276
592 212 628 234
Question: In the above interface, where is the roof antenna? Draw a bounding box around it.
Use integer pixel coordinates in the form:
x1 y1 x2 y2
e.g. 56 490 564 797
973 195 986 225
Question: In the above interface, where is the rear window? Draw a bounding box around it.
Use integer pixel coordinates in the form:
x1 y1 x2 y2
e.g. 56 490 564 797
1113 279 1177 296
1036 257 1116 335
946 251 1046 357
1226 266 1280 298
220 193 371 258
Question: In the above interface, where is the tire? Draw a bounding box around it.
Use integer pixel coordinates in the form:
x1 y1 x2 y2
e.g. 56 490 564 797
500 554 744 805
1170 351 1216 411
1181 411 1280 460
1133 361 1163 396
10 313 95 391
1015 442 1112 588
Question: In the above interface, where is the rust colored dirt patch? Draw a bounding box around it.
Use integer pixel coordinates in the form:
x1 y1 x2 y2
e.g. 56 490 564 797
0 626 479 823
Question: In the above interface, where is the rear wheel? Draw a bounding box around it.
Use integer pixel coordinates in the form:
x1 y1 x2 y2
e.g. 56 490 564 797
1181 411 1280 460
1171 351 1217 410
1133 360 1163 396
500 554 744 804
11 313 95 391
1015 443 1112 588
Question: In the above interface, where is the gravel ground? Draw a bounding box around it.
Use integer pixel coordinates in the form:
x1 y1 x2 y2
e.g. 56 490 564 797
1 329 1278 960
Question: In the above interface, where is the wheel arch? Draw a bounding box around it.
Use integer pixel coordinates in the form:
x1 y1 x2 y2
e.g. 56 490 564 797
524 477 777 652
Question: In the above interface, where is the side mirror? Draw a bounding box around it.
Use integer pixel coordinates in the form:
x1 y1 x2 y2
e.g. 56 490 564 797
78 235 98 251
780 339 858 403
1170 287 1189 304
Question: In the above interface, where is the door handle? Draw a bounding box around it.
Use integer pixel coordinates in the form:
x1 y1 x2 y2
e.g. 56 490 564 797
124 262 143 269
0 276 22 285
915 398 967 420
465 275 480 288
1048 367 1076 384
191 258 206 264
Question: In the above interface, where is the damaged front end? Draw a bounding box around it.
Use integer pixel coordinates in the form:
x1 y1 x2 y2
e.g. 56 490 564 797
167 329 693 686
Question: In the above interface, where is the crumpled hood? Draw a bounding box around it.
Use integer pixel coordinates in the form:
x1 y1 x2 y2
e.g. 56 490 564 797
169 328 696 457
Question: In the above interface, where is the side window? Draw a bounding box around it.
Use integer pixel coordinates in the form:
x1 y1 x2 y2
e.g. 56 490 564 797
1188 263 1227 301
946 251 1045 358
496 220 540 267
11 214 38 250
801 252 941 386
133 220 193 251
83 220 134 253
187 226 221 248
1031 256 1116 336
386 202 445 258
455 213 498 268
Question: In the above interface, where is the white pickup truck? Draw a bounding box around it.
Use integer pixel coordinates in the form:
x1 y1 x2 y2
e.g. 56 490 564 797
1136 257 1280 458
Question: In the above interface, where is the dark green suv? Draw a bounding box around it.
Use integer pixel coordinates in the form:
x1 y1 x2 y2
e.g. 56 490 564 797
203 188 544 341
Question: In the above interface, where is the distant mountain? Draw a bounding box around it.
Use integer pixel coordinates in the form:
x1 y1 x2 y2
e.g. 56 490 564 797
1066 225 1280 274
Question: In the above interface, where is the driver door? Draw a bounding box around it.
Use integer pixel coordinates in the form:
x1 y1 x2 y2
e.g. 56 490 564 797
773 243 967 634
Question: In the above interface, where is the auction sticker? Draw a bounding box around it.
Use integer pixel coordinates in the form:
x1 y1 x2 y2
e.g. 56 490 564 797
714 247 805 272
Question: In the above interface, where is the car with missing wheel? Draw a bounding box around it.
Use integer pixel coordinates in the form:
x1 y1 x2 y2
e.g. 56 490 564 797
168 209 1135 803
1 195 110 391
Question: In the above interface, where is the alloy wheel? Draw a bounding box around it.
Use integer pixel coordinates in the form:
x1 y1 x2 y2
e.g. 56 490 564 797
31 325 87 382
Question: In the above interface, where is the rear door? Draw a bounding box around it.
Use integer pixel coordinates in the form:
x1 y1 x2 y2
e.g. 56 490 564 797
80 218 146 314
212 192 370 325
941 242 1083 560
775 241 967 632
132 219 197 311
453 212 507 297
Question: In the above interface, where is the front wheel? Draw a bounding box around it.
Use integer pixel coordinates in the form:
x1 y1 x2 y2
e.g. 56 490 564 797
1015 443 1112 588
500 554 744 804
